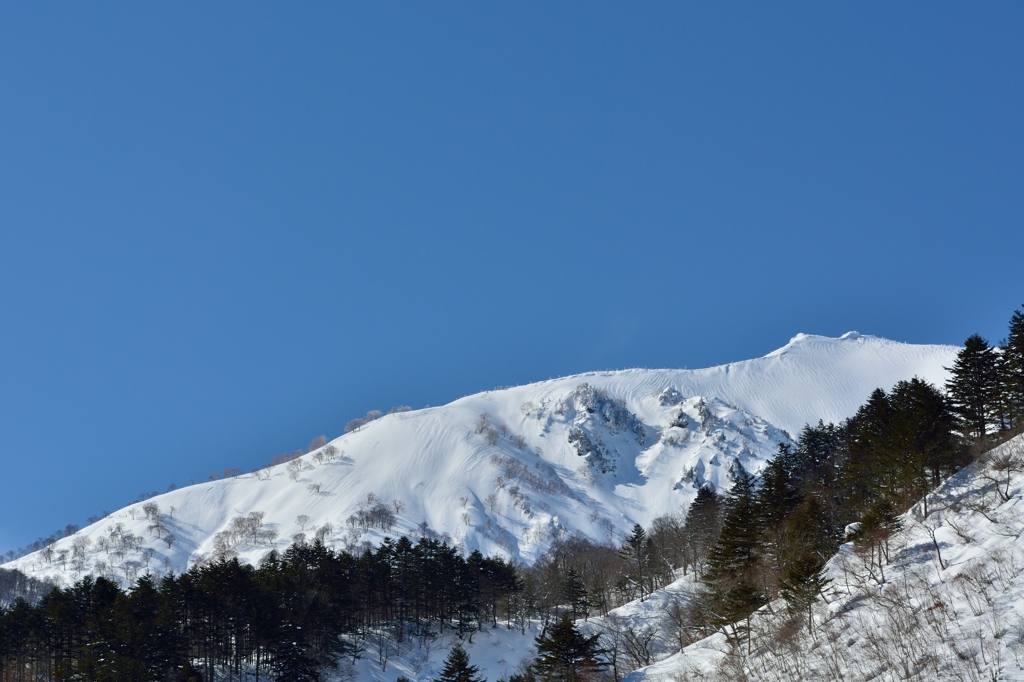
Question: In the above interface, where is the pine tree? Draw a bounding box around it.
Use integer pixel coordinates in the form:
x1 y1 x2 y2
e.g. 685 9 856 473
705 465 760 581
887 378 962 505
791 420 846 492
1002 306 1024 429
618 524 653 600
946 334 1002 445
683 485 722 576
436 642 485 682
533 613 606 682
756 447 803 573
778 554 830 633
842 388 895 512
757 446 802 529
562 568 589 621
711 578 767 654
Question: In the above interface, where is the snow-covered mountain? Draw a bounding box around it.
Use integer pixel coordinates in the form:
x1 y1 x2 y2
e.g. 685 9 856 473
7 333 957 586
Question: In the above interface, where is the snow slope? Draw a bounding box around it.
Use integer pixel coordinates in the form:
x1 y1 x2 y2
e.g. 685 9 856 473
625 433 1024 682
7 333 957 587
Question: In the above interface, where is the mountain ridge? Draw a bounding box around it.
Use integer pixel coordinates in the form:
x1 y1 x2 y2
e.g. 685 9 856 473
5 333 959 585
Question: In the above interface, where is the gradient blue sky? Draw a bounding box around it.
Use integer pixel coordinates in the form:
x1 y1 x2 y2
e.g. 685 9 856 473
1 4 1022 554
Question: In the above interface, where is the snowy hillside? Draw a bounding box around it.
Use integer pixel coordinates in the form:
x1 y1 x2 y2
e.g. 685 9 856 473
7 333 957 587
625 433 1024 682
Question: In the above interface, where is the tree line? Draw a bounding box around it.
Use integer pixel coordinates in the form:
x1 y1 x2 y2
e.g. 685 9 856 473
0 536 519 682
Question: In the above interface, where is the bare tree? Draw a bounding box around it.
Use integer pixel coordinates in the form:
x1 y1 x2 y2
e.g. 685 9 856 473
142 502 161 522
308 483 323 495
296 515 311 531
287 459 303 482
315 523 334 544
307 435 327 452
980 440 1024 502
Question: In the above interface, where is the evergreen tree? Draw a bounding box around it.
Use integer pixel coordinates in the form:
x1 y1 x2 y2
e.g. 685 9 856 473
533 613 606 682
683 485 723 576
1002 306 1024 429
778 554 830 633
705 465 760 581
273 625 320 682
562 568 589 621
842 388 894 512
756 447 803 573
436 642 485 682
783 494 840 563
887 378 962 504
617 524 653 600
791 420 846 493
711 578 767 654
946 334 1002 445
757 447 802 528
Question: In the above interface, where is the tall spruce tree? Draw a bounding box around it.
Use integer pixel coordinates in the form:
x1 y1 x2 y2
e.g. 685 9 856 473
436 643 485 682
946 334 1002 445
842 388 894 512
887 378 961 503
618 524 653 601
705 465 760 581
756 447 803 573
683 485 723 576
778 554 830 633
562 568 589 621
533 613 605 682
1002 306 1024 429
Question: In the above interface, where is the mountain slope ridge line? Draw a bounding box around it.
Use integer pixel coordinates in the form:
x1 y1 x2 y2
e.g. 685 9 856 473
6 333 957 583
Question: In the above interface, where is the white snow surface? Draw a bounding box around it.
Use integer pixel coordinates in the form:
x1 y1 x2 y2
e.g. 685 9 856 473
8 333 956 586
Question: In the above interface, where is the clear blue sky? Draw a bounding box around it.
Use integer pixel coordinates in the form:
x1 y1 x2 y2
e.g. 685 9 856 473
1 4 1022 554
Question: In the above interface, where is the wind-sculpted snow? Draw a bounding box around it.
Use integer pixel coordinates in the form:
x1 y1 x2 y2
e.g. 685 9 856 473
6 333 957 591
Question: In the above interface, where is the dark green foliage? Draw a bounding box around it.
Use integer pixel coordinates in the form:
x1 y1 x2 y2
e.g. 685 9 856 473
0 538 522 681
790 420 846 492
946 334 1003 444
562 569 589 621
710 578 767 651
842 379 963 516
705 465 759 581
533 613 606 682
617 524 654 601
778 554 830 632
1002 306 1024 429
682 485 723 576
437 642 485 682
